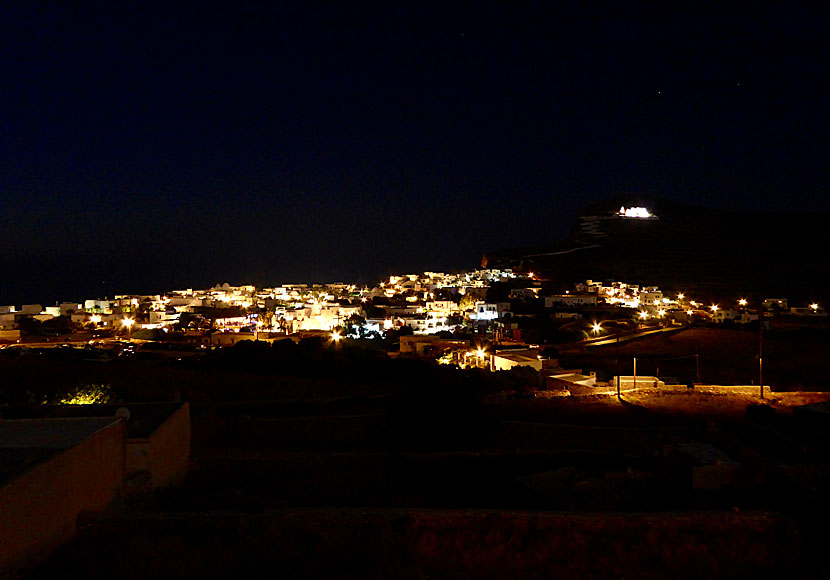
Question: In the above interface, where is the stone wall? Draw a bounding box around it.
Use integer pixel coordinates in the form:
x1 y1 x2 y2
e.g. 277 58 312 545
0 421 125 576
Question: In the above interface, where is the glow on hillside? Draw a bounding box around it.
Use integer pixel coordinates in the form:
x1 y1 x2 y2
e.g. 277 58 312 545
618 206 653 218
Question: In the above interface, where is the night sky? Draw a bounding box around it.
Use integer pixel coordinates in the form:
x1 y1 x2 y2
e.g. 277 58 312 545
2 3 828 305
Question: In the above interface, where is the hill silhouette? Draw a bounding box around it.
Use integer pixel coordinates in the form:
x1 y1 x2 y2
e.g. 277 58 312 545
486 196 827 302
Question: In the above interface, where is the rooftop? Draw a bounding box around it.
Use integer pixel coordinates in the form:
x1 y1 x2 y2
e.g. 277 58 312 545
494 350 539 364
0 417 121 486
1 402 185 439
0 417 120 449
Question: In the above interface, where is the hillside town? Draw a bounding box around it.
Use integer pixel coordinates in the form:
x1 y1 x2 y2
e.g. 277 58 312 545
2 267 826 394
2 269 824 337
2 269 825 339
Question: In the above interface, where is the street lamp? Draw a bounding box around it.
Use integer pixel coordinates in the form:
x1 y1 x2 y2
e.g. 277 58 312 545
710 304 719 312
89 314 101 325
638 311 649 321
475 347 487 370
739 298 748 307
122 317 134 340
810 303 820 311
591 322 602 334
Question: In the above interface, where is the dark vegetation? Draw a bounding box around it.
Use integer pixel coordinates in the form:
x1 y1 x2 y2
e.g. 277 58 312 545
0 338 541 407
32 510 802 580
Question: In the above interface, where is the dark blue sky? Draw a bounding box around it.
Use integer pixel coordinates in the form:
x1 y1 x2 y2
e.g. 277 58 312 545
2 2 828 304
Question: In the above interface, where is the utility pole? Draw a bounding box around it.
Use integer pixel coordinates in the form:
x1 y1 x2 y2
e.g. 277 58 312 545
758 305 764 399
616 332 621 398
695 354 700 384
633 357 637 392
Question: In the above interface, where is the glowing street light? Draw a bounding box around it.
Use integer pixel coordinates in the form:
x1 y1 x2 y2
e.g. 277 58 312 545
591 322 602 334
810 303 820 311
331 331 342 343
686 310 694 316
690 301 698 307
122 317 134 339
639 311 649 320
657 309 666 317
710 305 719 312
677 293 685 300
476 348 486 358
739 298 748 307
89 314 101 325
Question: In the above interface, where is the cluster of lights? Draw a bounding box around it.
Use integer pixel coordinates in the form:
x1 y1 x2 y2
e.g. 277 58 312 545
678 295 822 317
72 269 828 345
617 206 653 218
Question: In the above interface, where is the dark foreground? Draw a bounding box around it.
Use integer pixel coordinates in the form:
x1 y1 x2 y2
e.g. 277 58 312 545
23 383 830 579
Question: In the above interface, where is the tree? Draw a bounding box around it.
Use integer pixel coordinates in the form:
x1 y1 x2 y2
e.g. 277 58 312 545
132 328 165 341
485 282 511 303
137 298 154 321
366 305 387 319
17 317 43 336
42 315 74 335
174 312 195 331
459 294 477 311
344 314 367 338
447 314 465 327
522 313 563 344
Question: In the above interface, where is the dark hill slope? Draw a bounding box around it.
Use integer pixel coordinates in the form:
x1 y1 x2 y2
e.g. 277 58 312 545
487 197 828 301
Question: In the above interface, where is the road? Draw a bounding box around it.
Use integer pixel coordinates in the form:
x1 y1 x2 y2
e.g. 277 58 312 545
584 325 687 347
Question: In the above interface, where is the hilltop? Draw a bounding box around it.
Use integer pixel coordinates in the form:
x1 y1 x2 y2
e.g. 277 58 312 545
486 196 829 301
